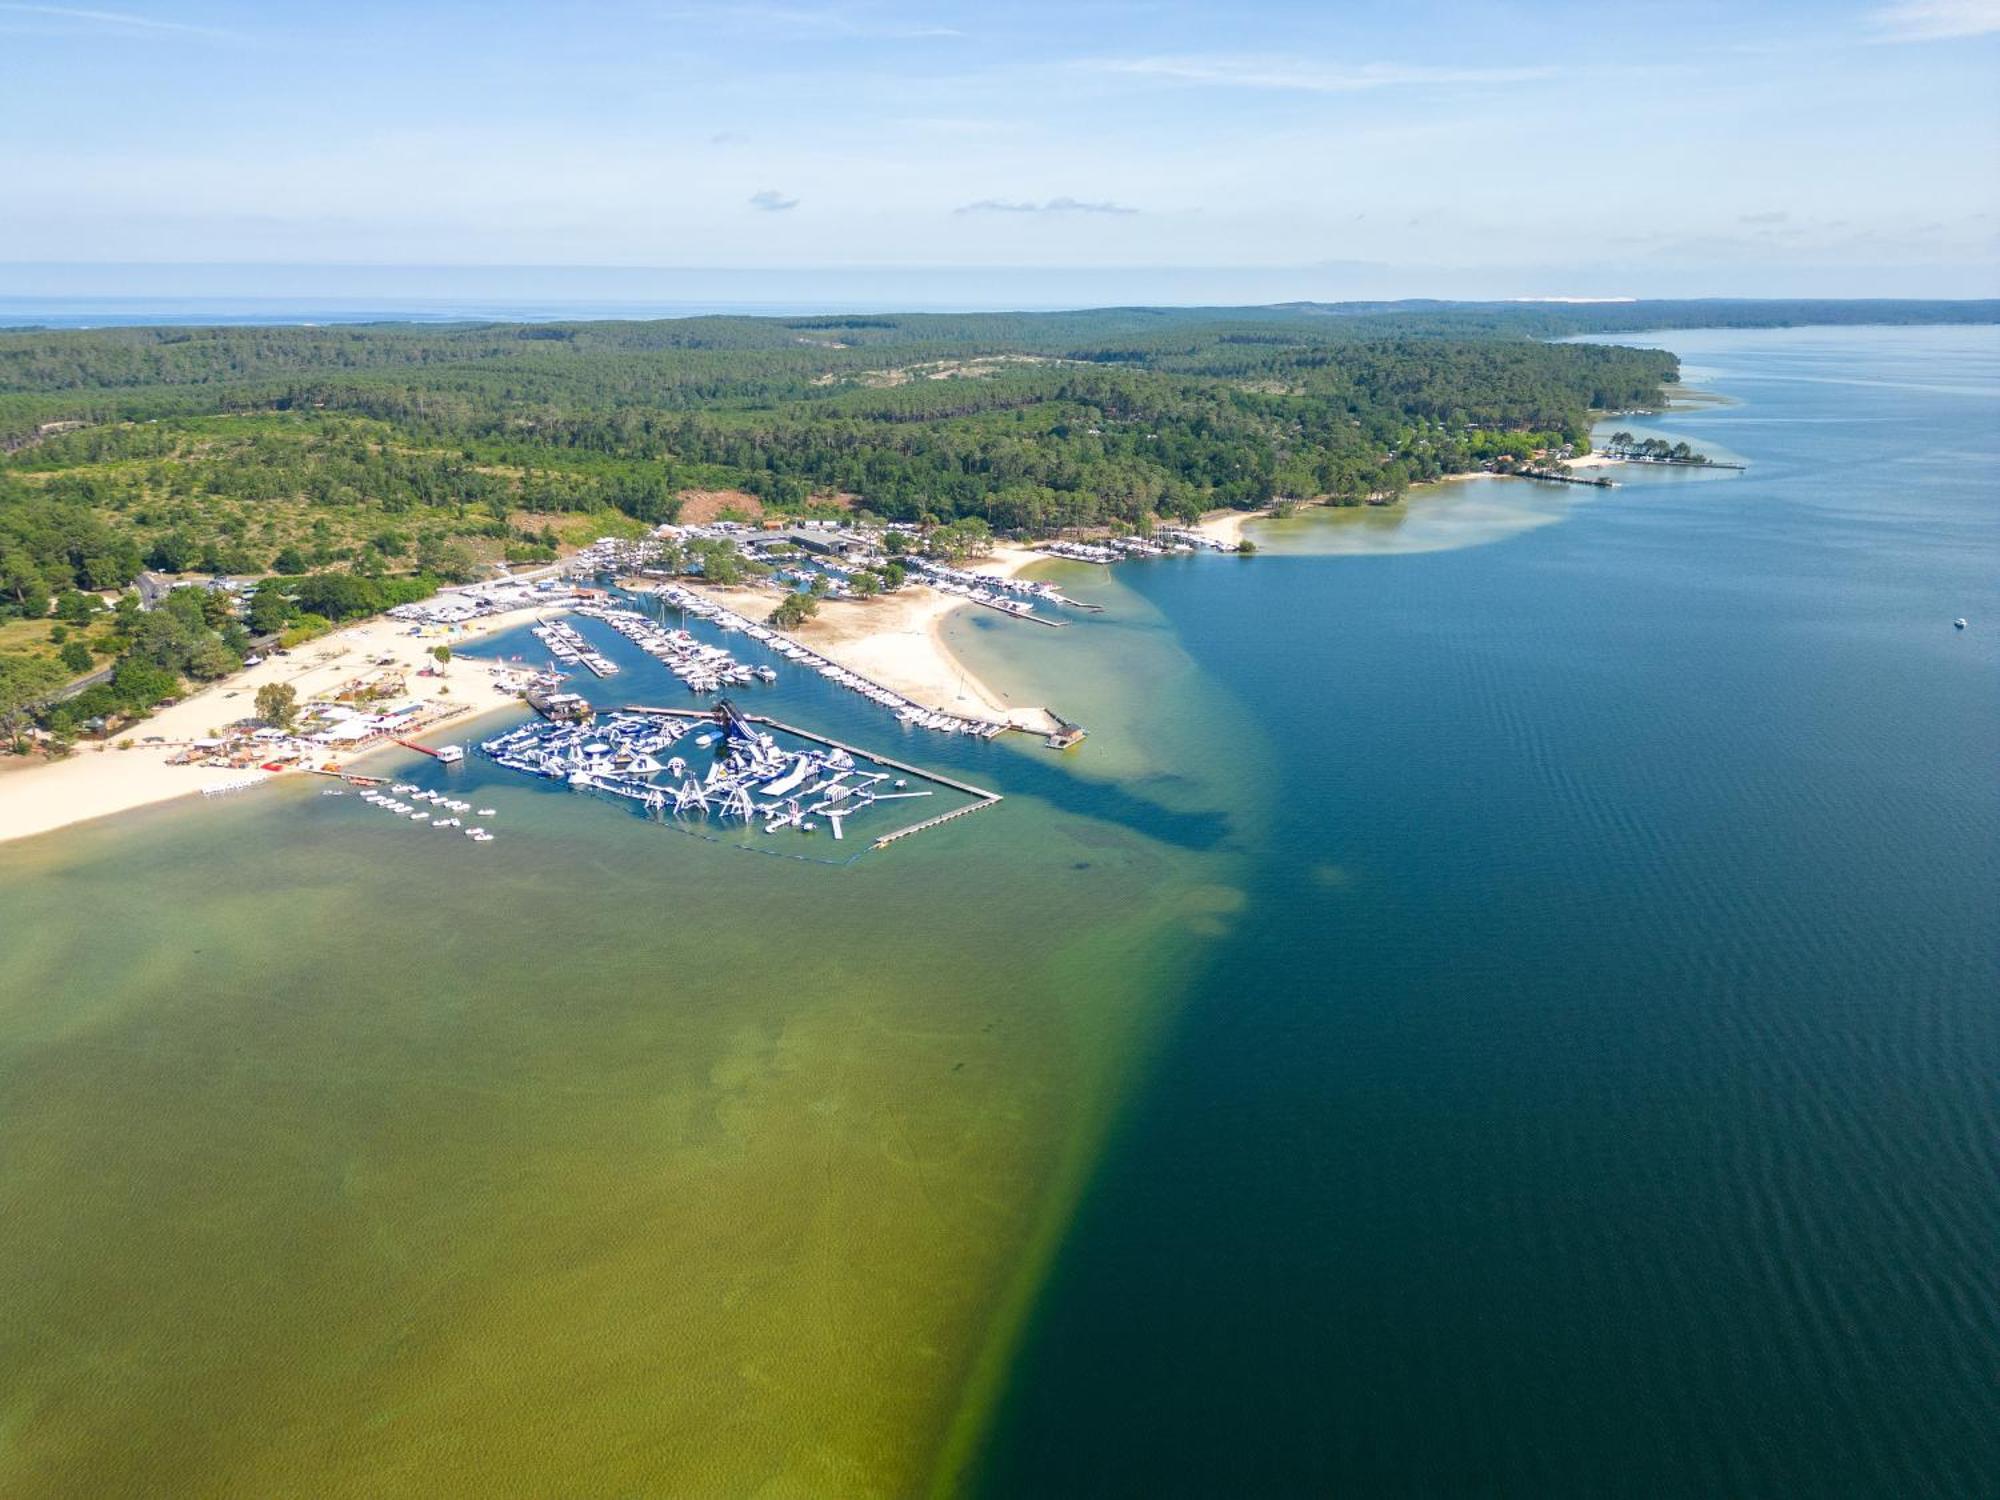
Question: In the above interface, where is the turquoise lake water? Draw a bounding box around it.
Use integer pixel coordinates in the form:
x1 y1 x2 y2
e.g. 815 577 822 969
0 325 1993 1495
971 325 2000 1496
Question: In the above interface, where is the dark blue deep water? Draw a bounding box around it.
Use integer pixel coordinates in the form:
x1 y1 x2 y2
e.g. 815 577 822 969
974 327 2000 1497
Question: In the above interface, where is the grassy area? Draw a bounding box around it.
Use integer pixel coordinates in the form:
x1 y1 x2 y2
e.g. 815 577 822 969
7 411 673 580
0 616 118 673
0 617 59 658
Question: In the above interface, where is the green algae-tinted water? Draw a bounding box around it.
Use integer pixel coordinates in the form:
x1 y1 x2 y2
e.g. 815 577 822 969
4 327 1996 1497
0 562 1258 1497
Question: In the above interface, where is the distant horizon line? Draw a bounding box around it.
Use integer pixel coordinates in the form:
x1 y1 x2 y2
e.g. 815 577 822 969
5 289 1997 309
4 262 1995 304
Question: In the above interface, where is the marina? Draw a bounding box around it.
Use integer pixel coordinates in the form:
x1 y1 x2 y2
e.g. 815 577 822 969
525 682 592 721
639 582 1015 737
530 617 620 677
477 699 1000 854
571 601 773 692
1035 534 1209 564
1033 539 1121 564
1154 526 1236 553
555 535 1087 737
3 307 1995 1500
906 558 1100 615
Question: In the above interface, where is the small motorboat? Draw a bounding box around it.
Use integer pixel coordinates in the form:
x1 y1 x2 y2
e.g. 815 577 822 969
1954 618 1967 630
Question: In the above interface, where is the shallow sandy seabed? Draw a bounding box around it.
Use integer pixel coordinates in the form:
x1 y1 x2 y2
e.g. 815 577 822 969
0 548 1265 1498
1195 453 1630 549
1204 475 1598 558
0 731 1234 1497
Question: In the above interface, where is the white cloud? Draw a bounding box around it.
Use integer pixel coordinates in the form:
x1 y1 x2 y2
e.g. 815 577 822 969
1869 0 2000 39
748 189 800 212
1076 54 1554 93
955 196 1138 215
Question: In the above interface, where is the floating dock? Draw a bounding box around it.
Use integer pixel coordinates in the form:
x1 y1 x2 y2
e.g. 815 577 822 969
627 705 1003 850
392 737 463 761
526 685 592 721
1044 713 1087 751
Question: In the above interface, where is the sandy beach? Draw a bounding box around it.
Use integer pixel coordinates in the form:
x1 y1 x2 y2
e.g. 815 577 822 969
1 544 1072 848
1194 506 1274 546
1195 454 1631 546
0 604 549 849
649 544 1061 736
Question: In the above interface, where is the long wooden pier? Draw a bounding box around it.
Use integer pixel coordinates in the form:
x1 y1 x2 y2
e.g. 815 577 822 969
870 798 995 848
983 601 1065 627
1519 468 1618 488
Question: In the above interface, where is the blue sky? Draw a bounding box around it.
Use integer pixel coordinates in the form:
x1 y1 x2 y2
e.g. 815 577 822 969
1 0 1996 300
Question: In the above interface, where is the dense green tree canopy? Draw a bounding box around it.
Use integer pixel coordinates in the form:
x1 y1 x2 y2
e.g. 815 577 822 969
26 300 1961 730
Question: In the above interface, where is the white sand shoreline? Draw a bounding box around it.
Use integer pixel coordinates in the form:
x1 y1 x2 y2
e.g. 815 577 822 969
1 544 1077 849
4 461 1645 850
0 603 550 850
1194 452 1630 545
1192 507 1273 545
640 543 1060 736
